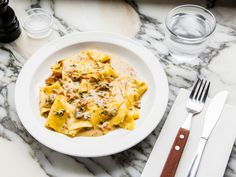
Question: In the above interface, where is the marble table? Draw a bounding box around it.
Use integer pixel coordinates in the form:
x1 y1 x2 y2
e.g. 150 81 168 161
1 0 236 177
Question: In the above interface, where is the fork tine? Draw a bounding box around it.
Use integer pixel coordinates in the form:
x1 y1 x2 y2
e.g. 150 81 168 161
194 79 203 100
202 81 210 103
198 79 207 101
189 79 200 99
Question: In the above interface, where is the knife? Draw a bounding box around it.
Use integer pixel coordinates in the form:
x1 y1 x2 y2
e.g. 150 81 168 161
187 91 228 177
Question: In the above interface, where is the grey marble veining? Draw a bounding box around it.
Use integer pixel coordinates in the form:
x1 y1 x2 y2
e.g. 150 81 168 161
0 0 236 177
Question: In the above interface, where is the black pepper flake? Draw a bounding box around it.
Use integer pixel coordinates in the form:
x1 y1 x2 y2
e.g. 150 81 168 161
54 109 65 117
79 92 84 98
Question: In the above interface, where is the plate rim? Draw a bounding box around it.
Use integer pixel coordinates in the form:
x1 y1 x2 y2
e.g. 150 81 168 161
15 32 169 157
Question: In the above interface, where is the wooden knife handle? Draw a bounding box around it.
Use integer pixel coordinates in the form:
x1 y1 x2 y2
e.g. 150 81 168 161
160 128 190 177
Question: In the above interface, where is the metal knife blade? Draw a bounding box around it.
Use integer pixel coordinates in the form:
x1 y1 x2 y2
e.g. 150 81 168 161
201 91 228 139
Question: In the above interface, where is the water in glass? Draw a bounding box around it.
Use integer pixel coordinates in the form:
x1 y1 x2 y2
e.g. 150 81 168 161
165 5 216 61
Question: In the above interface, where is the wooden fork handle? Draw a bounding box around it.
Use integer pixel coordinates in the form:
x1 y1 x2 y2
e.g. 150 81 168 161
160 128 190 177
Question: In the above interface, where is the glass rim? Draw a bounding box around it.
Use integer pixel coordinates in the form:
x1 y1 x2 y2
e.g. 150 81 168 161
165 4 216 42
25 8 53 15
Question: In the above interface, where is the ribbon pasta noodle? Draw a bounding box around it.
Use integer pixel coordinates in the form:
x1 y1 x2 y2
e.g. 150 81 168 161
39 50 148 137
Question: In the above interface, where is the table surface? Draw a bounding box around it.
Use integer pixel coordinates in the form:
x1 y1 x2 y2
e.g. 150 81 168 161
0 0 236 177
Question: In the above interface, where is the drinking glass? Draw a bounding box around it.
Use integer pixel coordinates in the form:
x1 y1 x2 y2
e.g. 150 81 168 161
22 8 53 39
165 5 216 61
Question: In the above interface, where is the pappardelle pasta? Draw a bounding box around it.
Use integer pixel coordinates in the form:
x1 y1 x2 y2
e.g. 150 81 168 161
39 50 148 137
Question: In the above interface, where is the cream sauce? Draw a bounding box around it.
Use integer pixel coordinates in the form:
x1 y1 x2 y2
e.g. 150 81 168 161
110 54 137 77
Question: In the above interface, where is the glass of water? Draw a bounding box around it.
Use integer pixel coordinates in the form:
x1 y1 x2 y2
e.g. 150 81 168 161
165 5 216 61
22 8 53 39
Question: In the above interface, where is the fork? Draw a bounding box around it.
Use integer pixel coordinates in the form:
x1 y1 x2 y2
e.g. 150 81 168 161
160 79 210 177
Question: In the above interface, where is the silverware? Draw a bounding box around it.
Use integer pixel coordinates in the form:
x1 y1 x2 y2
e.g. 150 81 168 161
187 91 228 177
161 79 210 177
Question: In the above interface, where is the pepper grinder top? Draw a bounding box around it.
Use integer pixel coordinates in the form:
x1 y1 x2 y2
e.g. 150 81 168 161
0 0 21 43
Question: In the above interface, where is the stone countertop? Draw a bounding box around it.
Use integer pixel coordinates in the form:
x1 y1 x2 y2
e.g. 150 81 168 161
0 0 236 177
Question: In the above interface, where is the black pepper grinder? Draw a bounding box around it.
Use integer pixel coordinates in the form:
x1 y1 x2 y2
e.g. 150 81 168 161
0 0 21 43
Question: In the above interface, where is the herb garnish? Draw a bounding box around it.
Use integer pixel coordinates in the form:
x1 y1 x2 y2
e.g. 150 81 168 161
77 106 84 111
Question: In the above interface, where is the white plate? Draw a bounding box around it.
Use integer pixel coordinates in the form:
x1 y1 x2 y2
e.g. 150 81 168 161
15 32 169 157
